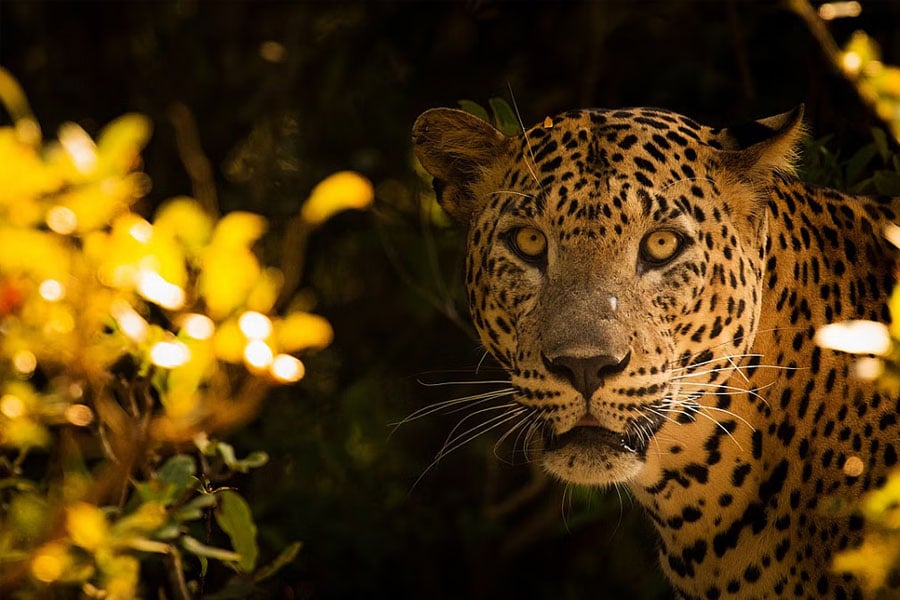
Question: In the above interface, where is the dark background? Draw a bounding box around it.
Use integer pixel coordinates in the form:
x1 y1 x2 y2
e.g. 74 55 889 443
2 2 899 598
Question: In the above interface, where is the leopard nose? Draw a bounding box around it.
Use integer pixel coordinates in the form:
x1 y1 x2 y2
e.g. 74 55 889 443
542 351 631 400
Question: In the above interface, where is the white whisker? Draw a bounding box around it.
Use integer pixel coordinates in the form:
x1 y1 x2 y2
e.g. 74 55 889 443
507 82 543 192
389 387 515 432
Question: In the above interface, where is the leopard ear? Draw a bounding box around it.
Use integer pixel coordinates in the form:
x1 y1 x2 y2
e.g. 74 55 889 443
413 108 507 223
716 105 806 179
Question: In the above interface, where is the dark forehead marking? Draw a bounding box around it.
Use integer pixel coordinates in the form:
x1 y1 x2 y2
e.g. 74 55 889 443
497 190 545 219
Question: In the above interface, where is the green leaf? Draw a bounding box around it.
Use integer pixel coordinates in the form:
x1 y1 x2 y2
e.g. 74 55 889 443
216 441 269 473
871 127 890 162
873 171 900 196
488 97 521 136
171 493 218 522
845 144 877 186
158 454 196 489
456 100 490 124
181 535 241 563
253 541 303 583
850 177 875 195
215 491 258 573
137 454 197 505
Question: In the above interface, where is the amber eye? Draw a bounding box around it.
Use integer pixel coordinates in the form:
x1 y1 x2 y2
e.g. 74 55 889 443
640 230 683 265
508 226 548 262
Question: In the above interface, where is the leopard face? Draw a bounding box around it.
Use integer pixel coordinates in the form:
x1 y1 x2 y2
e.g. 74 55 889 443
416 107 785 486
414 105 900 599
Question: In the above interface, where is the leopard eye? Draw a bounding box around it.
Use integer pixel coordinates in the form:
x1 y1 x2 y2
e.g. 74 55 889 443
508 226 548 262
640 230 683 265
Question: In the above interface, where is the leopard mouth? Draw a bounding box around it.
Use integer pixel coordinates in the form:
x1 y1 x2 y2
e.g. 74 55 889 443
544 425 630 453
542 406 665 457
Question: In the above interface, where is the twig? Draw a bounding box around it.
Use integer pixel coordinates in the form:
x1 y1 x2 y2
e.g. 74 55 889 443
788 0 843 67
165 545 192 600
276 216 310 311
168 102 219 216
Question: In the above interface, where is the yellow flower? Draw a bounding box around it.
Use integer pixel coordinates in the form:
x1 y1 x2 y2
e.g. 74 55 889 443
30 542 73 583
209 211 267 248
112 501 167 537
95 113 152 176
0 128 61 208
99 554 140 600
201 247 261 319
66 502 109 551
0 228 70 282
199 212 268 319
212 319 246 363
276 312 334 352
245 268 283 313
833 534 900 594
154 197 213 257
300 171 373 227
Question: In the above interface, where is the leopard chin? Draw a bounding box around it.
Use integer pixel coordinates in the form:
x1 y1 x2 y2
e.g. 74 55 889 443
540 426 645 485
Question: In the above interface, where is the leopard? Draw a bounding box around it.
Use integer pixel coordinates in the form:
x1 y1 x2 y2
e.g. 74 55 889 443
412 104 900 599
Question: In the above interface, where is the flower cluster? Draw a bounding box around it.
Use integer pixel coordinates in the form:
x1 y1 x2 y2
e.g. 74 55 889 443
0 70 371 597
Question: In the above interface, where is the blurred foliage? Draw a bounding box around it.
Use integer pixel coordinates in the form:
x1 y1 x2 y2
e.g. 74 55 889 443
835 29 900 141
802 126 900 194
1 1 900 599
0 69 371 597
458 97 523 137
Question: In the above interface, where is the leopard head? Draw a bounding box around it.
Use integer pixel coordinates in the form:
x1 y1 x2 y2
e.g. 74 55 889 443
413 106 804 486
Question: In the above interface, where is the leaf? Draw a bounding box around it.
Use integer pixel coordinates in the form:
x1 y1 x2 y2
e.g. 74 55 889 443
181 535 241 563
96 113 152 174
66 502 109 551
845 144 876 186
488 97 521 136
299 171 373 227
871 128 890 162
136 455 196 505
155 454 197 505
153 197 213 256
209 211 267 248
200 246 261 319
456 100 490 124
158 454 196 490
850 177 874 195
276 312 334 352
171 493 218 523
215 491 258 572
253 541 302 583
216 441 269 473
874 171 900 196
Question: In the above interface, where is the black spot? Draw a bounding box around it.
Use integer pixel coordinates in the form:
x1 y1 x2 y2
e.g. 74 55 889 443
619 134 638 149
682 505 703 522
752 430 763 459
732 463 752 487
885 444 897 466
685 463 709 483
743 564 761 583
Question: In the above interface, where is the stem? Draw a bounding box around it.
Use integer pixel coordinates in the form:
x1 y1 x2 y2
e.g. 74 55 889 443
166 545 192 600
169 102 219 216
276 215 310 311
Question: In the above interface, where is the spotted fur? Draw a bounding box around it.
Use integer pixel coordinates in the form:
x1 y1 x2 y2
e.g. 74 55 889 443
413 105 900 599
